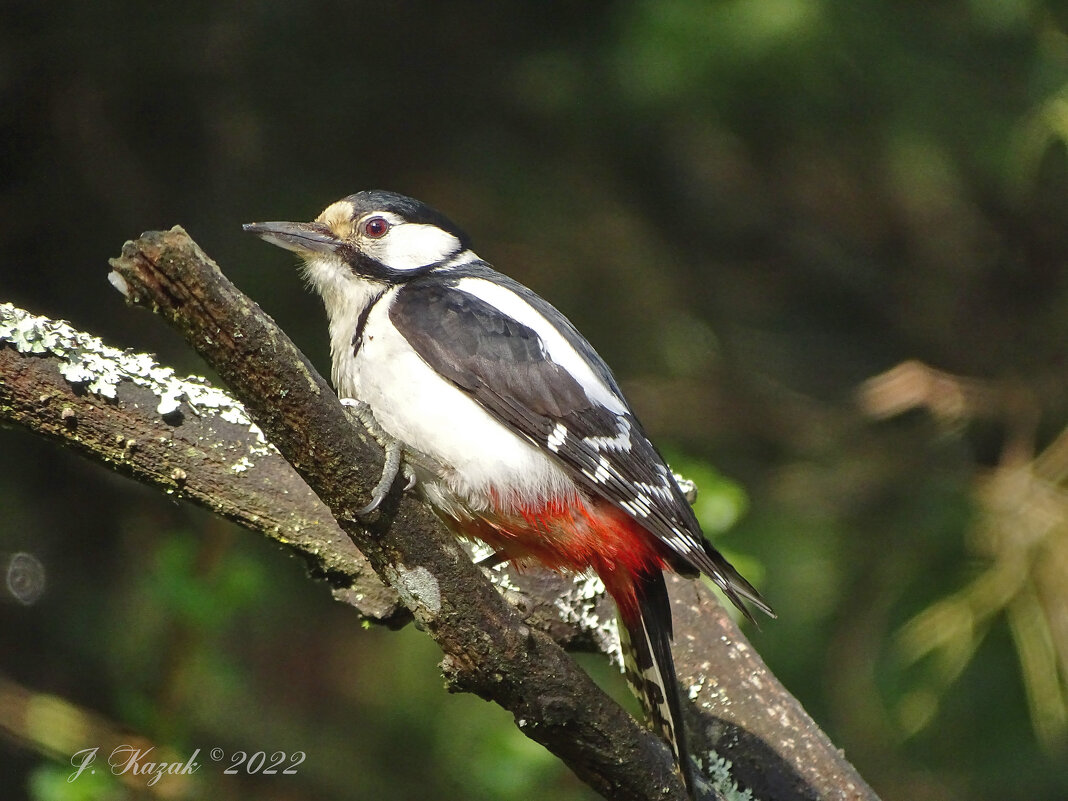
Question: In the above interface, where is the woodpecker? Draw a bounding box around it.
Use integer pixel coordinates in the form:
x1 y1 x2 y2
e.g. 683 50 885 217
245 191 772 796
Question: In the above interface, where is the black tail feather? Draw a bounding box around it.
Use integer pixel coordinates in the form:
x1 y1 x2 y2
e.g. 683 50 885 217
619 571 698 796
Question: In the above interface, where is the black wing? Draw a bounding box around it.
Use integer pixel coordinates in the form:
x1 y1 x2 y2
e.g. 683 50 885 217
389 273 770 618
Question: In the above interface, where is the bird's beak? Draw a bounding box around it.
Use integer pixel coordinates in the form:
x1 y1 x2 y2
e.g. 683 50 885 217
242 221 342 255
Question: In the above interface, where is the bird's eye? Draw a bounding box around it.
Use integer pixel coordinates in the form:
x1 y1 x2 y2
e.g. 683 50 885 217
362 216 390 239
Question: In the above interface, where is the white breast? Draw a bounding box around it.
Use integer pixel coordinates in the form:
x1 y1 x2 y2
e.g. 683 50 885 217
341 293 579 515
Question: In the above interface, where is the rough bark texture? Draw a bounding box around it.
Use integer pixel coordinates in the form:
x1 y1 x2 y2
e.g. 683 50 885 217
0 227 882 801
669 577 877 800
0 321 402 622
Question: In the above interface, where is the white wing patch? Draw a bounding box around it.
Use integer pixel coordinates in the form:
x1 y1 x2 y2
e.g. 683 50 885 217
582 455 613 485
634 480 675 502
619 497 653 518
547 422 568 453
453 277 628 414
582 416 632 452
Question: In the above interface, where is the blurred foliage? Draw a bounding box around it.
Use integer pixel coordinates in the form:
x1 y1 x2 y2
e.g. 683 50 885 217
2 1 1068 800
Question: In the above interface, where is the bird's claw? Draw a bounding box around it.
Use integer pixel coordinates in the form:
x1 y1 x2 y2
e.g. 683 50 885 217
341 398 414 520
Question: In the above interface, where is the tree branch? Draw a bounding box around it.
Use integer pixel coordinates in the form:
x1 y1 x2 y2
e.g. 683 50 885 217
0 301 405 621
0 226 881 800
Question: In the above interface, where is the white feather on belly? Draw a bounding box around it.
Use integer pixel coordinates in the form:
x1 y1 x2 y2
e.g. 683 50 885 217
341 298 579 516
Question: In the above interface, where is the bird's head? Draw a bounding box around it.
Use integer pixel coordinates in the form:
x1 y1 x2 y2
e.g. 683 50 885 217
244 190 473 291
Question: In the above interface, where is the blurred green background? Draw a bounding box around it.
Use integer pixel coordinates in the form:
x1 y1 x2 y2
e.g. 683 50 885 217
2 2 1067 799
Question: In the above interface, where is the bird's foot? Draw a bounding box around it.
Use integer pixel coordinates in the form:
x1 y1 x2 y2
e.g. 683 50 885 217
341 398 416 520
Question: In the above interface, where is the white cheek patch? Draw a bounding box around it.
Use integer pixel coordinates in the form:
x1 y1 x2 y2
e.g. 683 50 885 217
583 417 632 451
369 223 461 271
